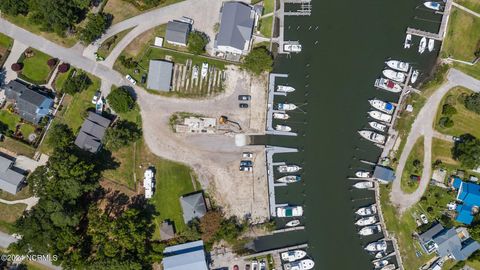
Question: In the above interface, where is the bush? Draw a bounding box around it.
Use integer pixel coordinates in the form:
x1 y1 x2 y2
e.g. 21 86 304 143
107 87 135 113
465 93 480 114
242 47 273 75
11 63 23 72
439 116 454 128
187 31 208 55
442 104 457 116
47 58 57 68
118 55 138 69
58 63 70 73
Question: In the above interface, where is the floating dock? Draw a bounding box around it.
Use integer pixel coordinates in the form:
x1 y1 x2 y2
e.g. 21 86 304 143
275 0 312 54
266 73 298 136
405 0 452 41
242 242 309 269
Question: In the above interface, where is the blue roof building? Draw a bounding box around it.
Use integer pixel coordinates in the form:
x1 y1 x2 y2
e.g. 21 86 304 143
162 240 208 270
372 166 395 183
454 181 480 225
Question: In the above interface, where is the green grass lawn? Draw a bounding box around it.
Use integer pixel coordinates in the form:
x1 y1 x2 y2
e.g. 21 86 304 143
259 16 273 38
434 87 480 138
0 202 27 234
53 69 71 92
432 138 459 166
0 137 35 157
0 186 33 201
455 0 480 14
401 136 424 193
97 28 133 58
104 0 185 24
0 33 13 49
0 110 36 137
263 0 274 14
441 7 480 62
19 49 53 84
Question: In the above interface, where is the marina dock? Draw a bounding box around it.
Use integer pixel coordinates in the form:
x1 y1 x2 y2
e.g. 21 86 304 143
266 73 298 136
266 145 299 217
405 0 452 41
243 243 309 269
274 0 312 54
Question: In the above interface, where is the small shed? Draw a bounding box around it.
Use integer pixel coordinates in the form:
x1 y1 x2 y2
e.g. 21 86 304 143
160 221 175 240
147 60 174 92
165 20 191 46
180 192 207 224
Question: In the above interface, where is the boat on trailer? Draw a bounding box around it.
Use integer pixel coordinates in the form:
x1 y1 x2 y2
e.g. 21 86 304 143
374 78 402 93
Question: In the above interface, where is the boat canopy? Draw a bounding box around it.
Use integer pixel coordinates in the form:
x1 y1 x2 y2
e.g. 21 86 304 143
385 103 393 110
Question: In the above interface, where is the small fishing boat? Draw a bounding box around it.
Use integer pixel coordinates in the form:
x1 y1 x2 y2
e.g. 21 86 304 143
404 34 412 49
286 219 301 227
273 112 290 119
201 63 209 78
369 99 395 114
283 259 315 270
275 124 292 132
380 265 396 270
358 224 382 236
424 1 441 11
374 78 402 93
277 165 302 173
385 60 410 72
277 205 304 217
374 251 387 259
369 121 387 132
368 111 392 123
284 43 302 53
277 85 296 93
353 181 374 189
382 69 406 83
277 175 301 183
356 204 377 216
364 240 387 252
411 70 419 84
355 171 371 178
358 130 386 144
428 39 435 52
418 37 427 54
355 216 377 227
277 103 297 111
373 260 389 269
281 250 307 262
192 65 199 79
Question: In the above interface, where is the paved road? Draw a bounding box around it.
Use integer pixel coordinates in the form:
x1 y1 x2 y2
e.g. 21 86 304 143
391 69 480 213
0 197 39 211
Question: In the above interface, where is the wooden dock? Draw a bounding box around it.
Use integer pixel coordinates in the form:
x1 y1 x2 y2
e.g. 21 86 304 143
274 0 312 54
405 0 452 41
242 243 309 259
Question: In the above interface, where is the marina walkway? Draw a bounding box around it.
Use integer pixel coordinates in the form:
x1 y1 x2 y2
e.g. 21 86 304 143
274 0 312 54
390 69 480 213
266 73 298 136
406 0 452 40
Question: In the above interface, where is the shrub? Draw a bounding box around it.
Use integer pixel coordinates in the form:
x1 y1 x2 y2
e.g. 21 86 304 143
187 31 208 55
47 58 58 68
465 93 480 114
11 63 23 72
119 55 138 69
242 47 273 75
107 87 135 113
442 104 457 116
439 117 454 128
58 63 70 73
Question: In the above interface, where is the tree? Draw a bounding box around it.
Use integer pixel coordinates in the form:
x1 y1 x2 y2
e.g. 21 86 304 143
107 87 135 113
79 13 110 44
187 31 208 55
242 47 273 75
442 104 457 116
438 116 454 128
45 123 74 150
28 0 83 36
0 0 29 16
103 120 142 151
465 93 480 114
118 55 138 69
62 72 91 94
452 134 480 169
58 63 70 73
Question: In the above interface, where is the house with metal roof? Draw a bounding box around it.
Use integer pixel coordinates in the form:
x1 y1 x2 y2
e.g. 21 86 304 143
163 240 208 270
74 112 111 153
165 21 191 46
453 180 480 225
0 155 26 195
180 192 207 224
214 1 256 55
372 166 395 183
147 60 174 92
4 80 53 124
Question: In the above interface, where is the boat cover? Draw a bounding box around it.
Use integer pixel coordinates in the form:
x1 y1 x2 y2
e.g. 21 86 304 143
385 103 393 110
386 80 395 88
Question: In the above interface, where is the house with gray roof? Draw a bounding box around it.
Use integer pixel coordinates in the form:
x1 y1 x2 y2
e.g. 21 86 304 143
214 1 256 55
180 192 207 224
373 166 395 183
4 80 53 125
0 155 26 195
163 240 208 270
147 60 174 92
74 112 111 153
165 21 191 46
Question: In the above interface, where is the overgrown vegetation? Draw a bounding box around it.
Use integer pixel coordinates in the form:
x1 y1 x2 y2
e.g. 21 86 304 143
242 47 273 75
79 13 110 44
61 70 92 95
187 31 208 55
103 120 142 151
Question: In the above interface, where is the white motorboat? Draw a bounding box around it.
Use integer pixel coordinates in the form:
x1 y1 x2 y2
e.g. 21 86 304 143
356 204 377 216
403 34 412 49
374 78 402 93
355 171 371 178
411 70 419 84
192 65 199 79
424 1 441 11
286 219 301 227
428 39 435 52
419 37 427 54
369 99 395 114
277 175 301 183
382 69 406 83
358 224 382 236
278 103 297 111
281 250 307 262
353 181 374 189
385 60 410 72
365 240 387 252
283 259 315 270
284 43 302 53
380 265 396 270
275 124 292 132
277 205 303 217
358 130 386 144
273 112 290 119
374 251 387 259
201 63 209 78
369 121 387 132
277 85 296 93
277 165 302 173
374 260 389 269
355 216 377 226
368 110 392 123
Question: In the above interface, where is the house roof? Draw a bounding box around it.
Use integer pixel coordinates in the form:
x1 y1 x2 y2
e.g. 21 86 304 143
147 60 174 92
163 240 208 270
419 223 445 244
455 204 474 225
74 112 111 153
434 227 480 260
457 181 480 206
180 192 207 223
216 1 254 51
165 21 191 45
373 166 395 182
453 177 462 189
0 155 25 195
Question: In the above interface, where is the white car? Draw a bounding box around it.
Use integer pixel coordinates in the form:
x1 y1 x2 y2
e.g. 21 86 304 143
125 74 137 85
420 214 428 224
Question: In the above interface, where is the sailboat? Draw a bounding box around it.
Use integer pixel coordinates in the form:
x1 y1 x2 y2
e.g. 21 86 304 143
418 37 427 54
